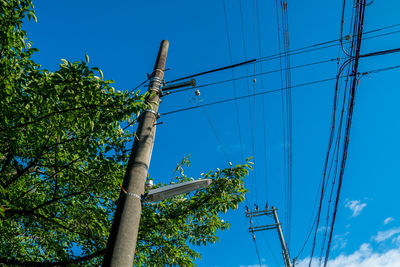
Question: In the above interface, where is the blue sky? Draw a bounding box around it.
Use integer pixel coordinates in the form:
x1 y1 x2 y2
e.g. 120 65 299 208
24 0 400 266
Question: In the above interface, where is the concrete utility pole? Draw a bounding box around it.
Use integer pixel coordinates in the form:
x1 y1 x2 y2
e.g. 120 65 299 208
271 207 292 267
245 205 292 267
102 40 169 267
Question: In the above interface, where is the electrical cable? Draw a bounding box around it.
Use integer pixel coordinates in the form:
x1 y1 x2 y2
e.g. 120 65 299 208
161 77 338 116
238 0 252 207
163 25 400 87
222 0 245 161
166 58 336 94
161 63 400 117
187 96 230 162
261 232 281 267
323 2 366 265
255 0 270 202
166 59 256 84
252 235 263 267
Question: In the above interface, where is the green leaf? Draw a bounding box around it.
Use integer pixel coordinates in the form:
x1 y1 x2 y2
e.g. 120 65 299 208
60 58 68 65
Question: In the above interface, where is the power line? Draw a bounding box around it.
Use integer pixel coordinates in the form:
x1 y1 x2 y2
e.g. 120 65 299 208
161 63 400 116
323 2 367 265
162 77 337 116
253 235 263 267
222 0 244 161
238 0 259 205
257 24 400 63
187 96 230 162
166 59 256 84
261 232 281 267
255 0 270 202
163 24 400 87
238 0 254 207
167 58 336 94
360 47 400 58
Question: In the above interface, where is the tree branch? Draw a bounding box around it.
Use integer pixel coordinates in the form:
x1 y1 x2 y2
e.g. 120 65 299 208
0 249 105 266
5 211 95 240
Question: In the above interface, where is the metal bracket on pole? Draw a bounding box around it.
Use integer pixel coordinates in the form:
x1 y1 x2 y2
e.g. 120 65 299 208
125 192 142 201
162 78 196 92
149 76 164 95
138 109 161 120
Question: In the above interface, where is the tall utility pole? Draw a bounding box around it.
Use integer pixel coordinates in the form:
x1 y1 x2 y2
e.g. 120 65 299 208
246 205 292 267
102 40 169 267
272 207 292 267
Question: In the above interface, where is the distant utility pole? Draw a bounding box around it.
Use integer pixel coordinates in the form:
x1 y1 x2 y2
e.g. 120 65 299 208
245 205 292 267
102 40 169 267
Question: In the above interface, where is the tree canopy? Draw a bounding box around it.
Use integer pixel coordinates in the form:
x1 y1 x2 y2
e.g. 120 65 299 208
0 1 251 266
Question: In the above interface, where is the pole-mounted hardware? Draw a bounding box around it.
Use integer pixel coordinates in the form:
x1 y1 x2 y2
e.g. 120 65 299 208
245 205 293 267
162 78 196 91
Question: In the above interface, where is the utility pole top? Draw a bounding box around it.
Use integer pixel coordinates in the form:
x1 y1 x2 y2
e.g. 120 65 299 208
245 204 292 267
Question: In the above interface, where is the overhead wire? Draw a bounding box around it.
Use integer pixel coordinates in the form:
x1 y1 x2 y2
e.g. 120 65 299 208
255 0 270 203
306 1 368 266
162 77 337 116
315 4 357 260
222 0 245 162
323 2 367 265
250 0 259 204
239 0 254 208
163 24 400 86
276 0 293 250
187 96 231 162
167 58 336 95
273 3 291 257
252 234 263 267
161 63 400 117
261 232 281 267
296 33 346 263
308 0 360 263
307 58 353 267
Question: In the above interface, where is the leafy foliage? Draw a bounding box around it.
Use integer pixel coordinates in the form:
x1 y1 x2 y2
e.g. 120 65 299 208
0 1 251 266
136 158 250 266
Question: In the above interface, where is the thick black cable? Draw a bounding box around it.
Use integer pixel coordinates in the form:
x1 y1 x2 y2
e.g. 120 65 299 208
360 47 400 58
161 62 400 116
307 59 353 267
323 1 366 265
308 0 363 261
166 59 256 84
167 58 335 94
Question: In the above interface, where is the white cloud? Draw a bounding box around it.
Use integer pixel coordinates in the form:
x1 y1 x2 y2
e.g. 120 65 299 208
297 243 400 267
373 227 400 243
345 200 367 217
384 217 394 225
332 232 349 250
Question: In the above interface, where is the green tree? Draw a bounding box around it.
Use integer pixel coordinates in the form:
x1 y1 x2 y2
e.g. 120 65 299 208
0 1 251 265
